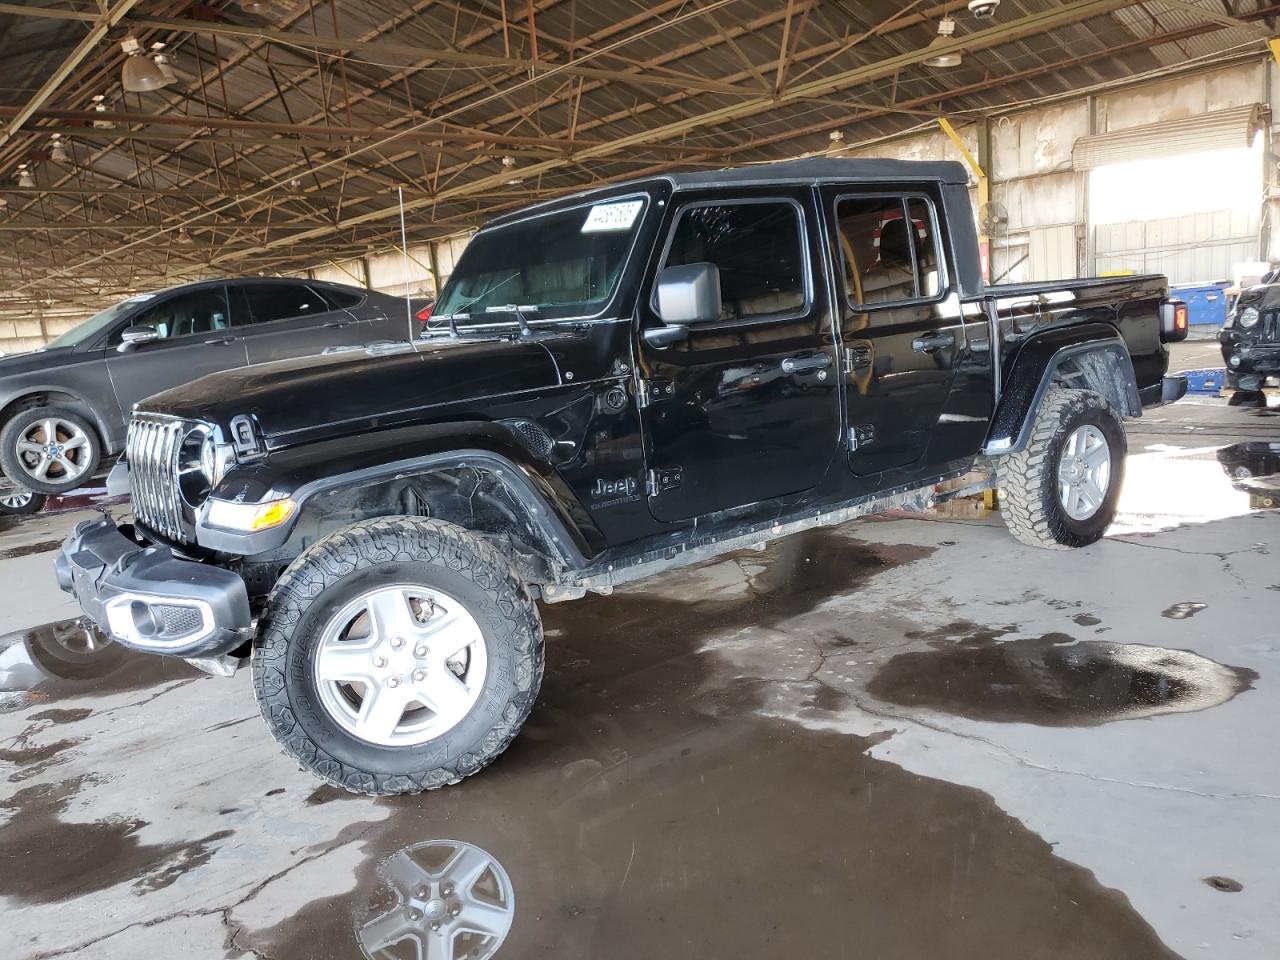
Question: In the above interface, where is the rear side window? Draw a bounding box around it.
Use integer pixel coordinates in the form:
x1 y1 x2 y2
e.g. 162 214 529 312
659 200 807 322
835 196 942 307
242 282 330 324
313 286 363 310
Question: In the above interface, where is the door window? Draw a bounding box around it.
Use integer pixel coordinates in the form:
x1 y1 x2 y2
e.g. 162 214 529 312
658 200 807 323
314 286 363 310
834 196 943 307
118 287 230 343
242 282 331 324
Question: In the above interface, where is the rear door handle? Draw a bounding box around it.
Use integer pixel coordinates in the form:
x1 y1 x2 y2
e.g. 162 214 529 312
781 353 833 374
912 332 955 353
322 320 350 329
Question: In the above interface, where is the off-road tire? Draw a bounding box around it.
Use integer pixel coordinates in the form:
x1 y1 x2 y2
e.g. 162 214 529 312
998 387 1126 550
253 517 543 796
0 406 101 495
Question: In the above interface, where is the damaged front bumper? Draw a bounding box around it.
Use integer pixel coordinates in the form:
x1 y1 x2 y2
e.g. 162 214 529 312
54 516 252 659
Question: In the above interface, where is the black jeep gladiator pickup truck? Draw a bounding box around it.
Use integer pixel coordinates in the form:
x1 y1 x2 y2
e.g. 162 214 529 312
56 158 1188 795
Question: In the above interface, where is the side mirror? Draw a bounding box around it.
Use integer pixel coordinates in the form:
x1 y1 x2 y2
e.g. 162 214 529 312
117 325 160 353
656 262 721 326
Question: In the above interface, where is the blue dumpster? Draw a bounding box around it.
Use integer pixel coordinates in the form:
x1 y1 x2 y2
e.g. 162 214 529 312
1169 282 1230 335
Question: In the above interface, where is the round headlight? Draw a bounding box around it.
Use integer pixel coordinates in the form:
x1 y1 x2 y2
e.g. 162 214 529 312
1239 306 1260 329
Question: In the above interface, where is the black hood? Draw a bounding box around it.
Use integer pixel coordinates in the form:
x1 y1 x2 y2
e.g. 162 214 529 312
139 336 561 447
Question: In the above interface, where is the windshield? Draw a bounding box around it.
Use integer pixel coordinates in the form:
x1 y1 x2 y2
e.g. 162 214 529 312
433 196 647 324
45 293 157 348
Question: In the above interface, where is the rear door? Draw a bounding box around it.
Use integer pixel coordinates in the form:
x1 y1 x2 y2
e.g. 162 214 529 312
637 189 842 522
104 285 248 417
821 187 969 476
238 281 374 363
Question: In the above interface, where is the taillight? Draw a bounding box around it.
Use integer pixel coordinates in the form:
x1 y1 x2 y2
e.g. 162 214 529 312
1159 299 1189 343
416 304 433 324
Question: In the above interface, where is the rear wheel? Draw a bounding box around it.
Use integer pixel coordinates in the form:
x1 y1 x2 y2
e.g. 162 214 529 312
0 406 101 495
253 517 543 795
999 387 1126 549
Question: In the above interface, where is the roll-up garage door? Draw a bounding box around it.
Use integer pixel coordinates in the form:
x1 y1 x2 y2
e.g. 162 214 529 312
1072 104 1265 171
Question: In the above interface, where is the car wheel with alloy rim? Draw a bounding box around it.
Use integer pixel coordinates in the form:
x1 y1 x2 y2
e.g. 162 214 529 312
253 517 543 796
0 406 101 495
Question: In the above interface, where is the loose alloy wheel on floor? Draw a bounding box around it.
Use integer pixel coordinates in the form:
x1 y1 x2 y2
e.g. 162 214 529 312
253 517 543 795
999 386 1126 549
0 406 101 495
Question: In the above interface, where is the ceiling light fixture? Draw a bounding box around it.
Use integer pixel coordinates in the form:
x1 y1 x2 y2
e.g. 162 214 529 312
240 0 272 13
91 94 116 128
50 136 70 164
0 196 8 209
17 164 35 188
121 35 172 93
828 130 846 152
176 227 194 244
923 18 963 69
152 43 179 86
501 155 523 185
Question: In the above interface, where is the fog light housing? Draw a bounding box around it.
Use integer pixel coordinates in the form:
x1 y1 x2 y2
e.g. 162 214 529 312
1229 356 1242 367
205 497 297 532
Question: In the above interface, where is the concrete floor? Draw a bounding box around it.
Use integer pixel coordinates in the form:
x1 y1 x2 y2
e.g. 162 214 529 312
1 352 1277 960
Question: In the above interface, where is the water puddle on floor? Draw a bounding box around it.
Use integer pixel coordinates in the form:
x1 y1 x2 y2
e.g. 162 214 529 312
867 634 1256 726
0 618 201 711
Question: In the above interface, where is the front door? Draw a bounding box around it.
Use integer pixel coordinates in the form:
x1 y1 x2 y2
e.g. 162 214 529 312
637 190 842 523
821 187 970 476
105 285 248 418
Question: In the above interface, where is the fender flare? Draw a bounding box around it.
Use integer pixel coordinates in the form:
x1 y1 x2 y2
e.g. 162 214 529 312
194 422 603 568
0 385 116 453
984 323 1140 456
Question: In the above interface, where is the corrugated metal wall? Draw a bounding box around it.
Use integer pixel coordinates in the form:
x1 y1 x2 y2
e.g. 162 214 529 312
1094 208 1258 284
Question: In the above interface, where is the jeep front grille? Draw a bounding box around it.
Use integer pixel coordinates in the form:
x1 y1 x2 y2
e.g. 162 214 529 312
1262 311 1280 344
127 414 197 543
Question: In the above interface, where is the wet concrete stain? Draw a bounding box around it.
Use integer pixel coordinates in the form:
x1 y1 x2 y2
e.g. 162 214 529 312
1073 613 1102 627
231 532 1181 960
0 776 233 904
0 737 81 767
0 538 66 561
27 707 92 724
868 632 1255 727
0 619 201 710
1162 601 1208 620
1204 876 1244 893
305 784 360 806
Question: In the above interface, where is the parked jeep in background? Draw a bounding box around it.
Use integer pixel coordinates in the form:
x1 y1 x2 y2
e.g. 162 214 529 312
56 158 1188 795
1222 270 1280 404
0 278 421 497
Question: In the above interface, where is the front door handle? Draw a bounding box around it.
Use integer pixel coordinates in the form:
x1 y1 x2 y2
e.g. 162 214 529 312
912 332 955 353
203 336 238 345
781 353 833 374
322 320 351 329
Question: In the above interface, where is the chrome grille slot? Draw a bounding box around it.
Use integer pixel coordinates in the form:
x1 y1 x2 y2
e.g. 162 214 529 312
127 414 198 543
1262 311 1279 344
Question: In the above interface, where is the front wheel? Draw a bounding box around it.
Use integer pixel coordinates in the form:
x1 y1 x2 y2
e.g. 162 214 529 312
0 406 101 495
253 517 543 796
999 387 1126 549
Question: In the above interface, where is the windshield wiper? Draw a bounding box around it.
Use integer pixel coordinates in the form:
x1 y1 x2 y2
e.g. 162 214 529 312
484 303 538 336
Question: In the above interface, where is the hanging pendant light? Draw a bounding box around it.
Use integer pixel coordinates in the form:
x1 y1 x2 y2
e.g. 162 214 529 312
923 18 963 69
91 95 115 129
17 165 35 188
50 137 70 164
501 155 523 185
152 45 178 86
121 36 172 92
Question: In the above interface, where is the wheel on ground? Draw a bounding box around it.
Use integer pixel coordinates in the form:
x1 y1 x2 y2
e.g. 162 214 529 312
998 386 1126 549
0 406 101 495
253 517 543 796
0 485 47 515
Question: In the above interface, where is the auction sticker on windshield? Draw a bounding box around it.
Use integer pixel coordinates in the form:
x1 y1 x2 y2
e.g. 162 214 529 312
581 199 644 233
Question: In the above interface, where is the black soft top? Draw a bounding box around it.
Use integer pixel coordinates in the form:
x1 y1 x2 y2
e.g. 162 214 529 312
487 158 971 227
